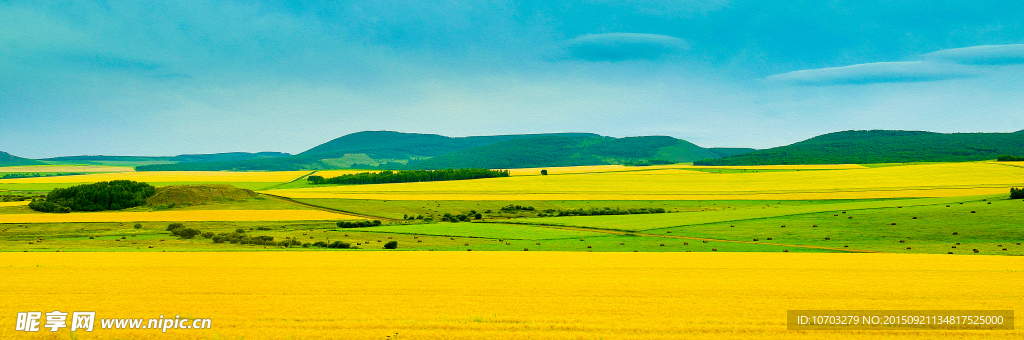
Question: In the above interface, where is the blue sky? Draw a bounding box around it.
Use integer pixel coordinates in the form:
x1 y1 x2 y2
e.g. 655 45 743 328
2 0 1023 158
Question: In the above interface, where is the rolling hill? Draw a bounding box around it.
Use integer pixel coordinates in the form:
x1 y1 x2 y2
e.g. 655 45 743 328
136 131 739 171
42 152 291 166
0 151 46 167
407 135 722 169
694 130 1024 165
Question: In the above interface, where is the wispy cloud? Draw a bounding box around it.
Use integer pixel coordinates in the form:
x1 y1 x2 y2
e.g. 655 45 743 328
563 33 689 61
768 44 1024 86
923 44 1024 65
767 61 978 85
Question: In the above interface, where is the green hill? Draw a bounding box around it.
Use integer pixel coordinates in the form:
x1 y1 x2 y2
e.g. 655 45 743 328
43 152 290 167
694 130 1024 165
0 151 45 167
406 135 722 169
137 131 608 171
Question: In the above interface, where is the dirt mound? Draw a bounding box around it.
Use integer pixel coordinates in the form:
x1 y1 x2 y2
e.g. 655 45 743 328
147 184 258 206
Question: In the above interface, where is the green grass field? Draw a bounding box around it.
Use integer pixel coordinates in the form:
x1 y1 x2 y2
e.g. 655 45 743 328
1 162 1022 254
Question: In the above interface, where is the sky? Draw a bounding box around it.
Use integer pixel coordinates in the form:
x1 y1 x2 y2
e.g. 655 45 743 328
2 0 1024 158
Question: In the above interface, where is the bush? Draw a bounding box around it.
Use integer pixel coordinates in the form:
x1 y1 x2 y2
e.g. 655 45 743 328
256 226 272 230
172 227 201 239
201 232 215 239
312 241 329 248
278 239 302 247
134 223 142 229
1012 187 1024 199
28 198 71 213
328 241 351 249
167 223 185 232
384 241 398 249
337 220 382 228
541 169 548 175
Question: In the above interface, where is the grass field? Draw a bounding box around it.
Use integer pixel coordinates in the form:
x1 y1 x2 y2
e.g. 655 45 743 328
1 161 1021 254
1 252 1020 340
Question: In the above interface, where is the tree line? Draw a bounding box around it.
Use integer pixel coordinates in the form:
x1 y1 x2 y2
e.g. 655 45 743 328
998 155 1024 161
29 180 155 213
538 207 667 217
307 168 509 185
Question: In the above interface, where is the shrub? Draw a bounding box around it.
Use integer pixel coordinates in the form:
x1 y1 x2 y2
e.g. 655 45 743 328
279 239 301 247
337 220 382 228
167 223 185 232
328 241 351 249
1012 187 1024 199
172 227 201 239
201 232 215 239
235 228 246 234
312 241 328 248
134 223 143 229
28 198 71 213
256 226 272 230
384 241 398 249
541 169 548 175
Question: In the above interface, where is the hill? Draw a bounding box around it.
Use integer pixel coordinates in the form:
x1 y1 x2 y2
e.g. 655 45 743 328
147 184 258 206
0 151 46 167
43 152 290 167
694 130 1024 165
137 131 613 171
406 135 722 169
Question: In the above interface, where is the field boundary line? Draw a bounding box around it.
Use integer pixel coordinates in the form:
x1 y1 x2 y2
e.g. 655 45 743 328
258 193 395 221
259 171 318 190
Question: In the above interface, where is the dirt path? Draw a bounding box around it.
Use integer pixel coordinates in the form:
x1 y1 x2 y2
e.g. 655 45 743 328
259 193 396 221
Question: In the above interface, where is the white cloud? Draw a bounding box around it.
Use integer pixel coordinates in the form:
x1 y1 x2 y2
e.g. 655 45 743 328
564 33 689 61
923 44 1024 65
766 61 978 86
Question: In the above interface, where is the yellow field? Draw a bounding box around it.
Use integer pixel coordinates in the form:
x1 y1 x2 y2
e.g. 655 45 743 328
0 171 310 184
266 162 1024 200
0 165 135 173
0 252 1020 339
504 163 866 176
0 201 29 207
0 209 357 223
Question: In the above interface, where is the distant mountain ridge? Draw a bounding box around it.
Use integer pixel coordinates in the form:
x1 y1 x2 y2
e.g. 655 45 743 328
0 151 46 167
694 130 1024 165
134 131 738 171
409 135 722 169
40 152 291 167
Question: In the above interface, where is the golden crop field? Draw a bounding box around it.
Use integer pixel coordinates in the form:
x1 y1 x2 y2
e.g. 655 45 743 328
265 162 1024 200
504 163 866 176
0 171 310 184
0 165 135 173
0 201 29 207
0 209 357 223
0 252 1020 340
